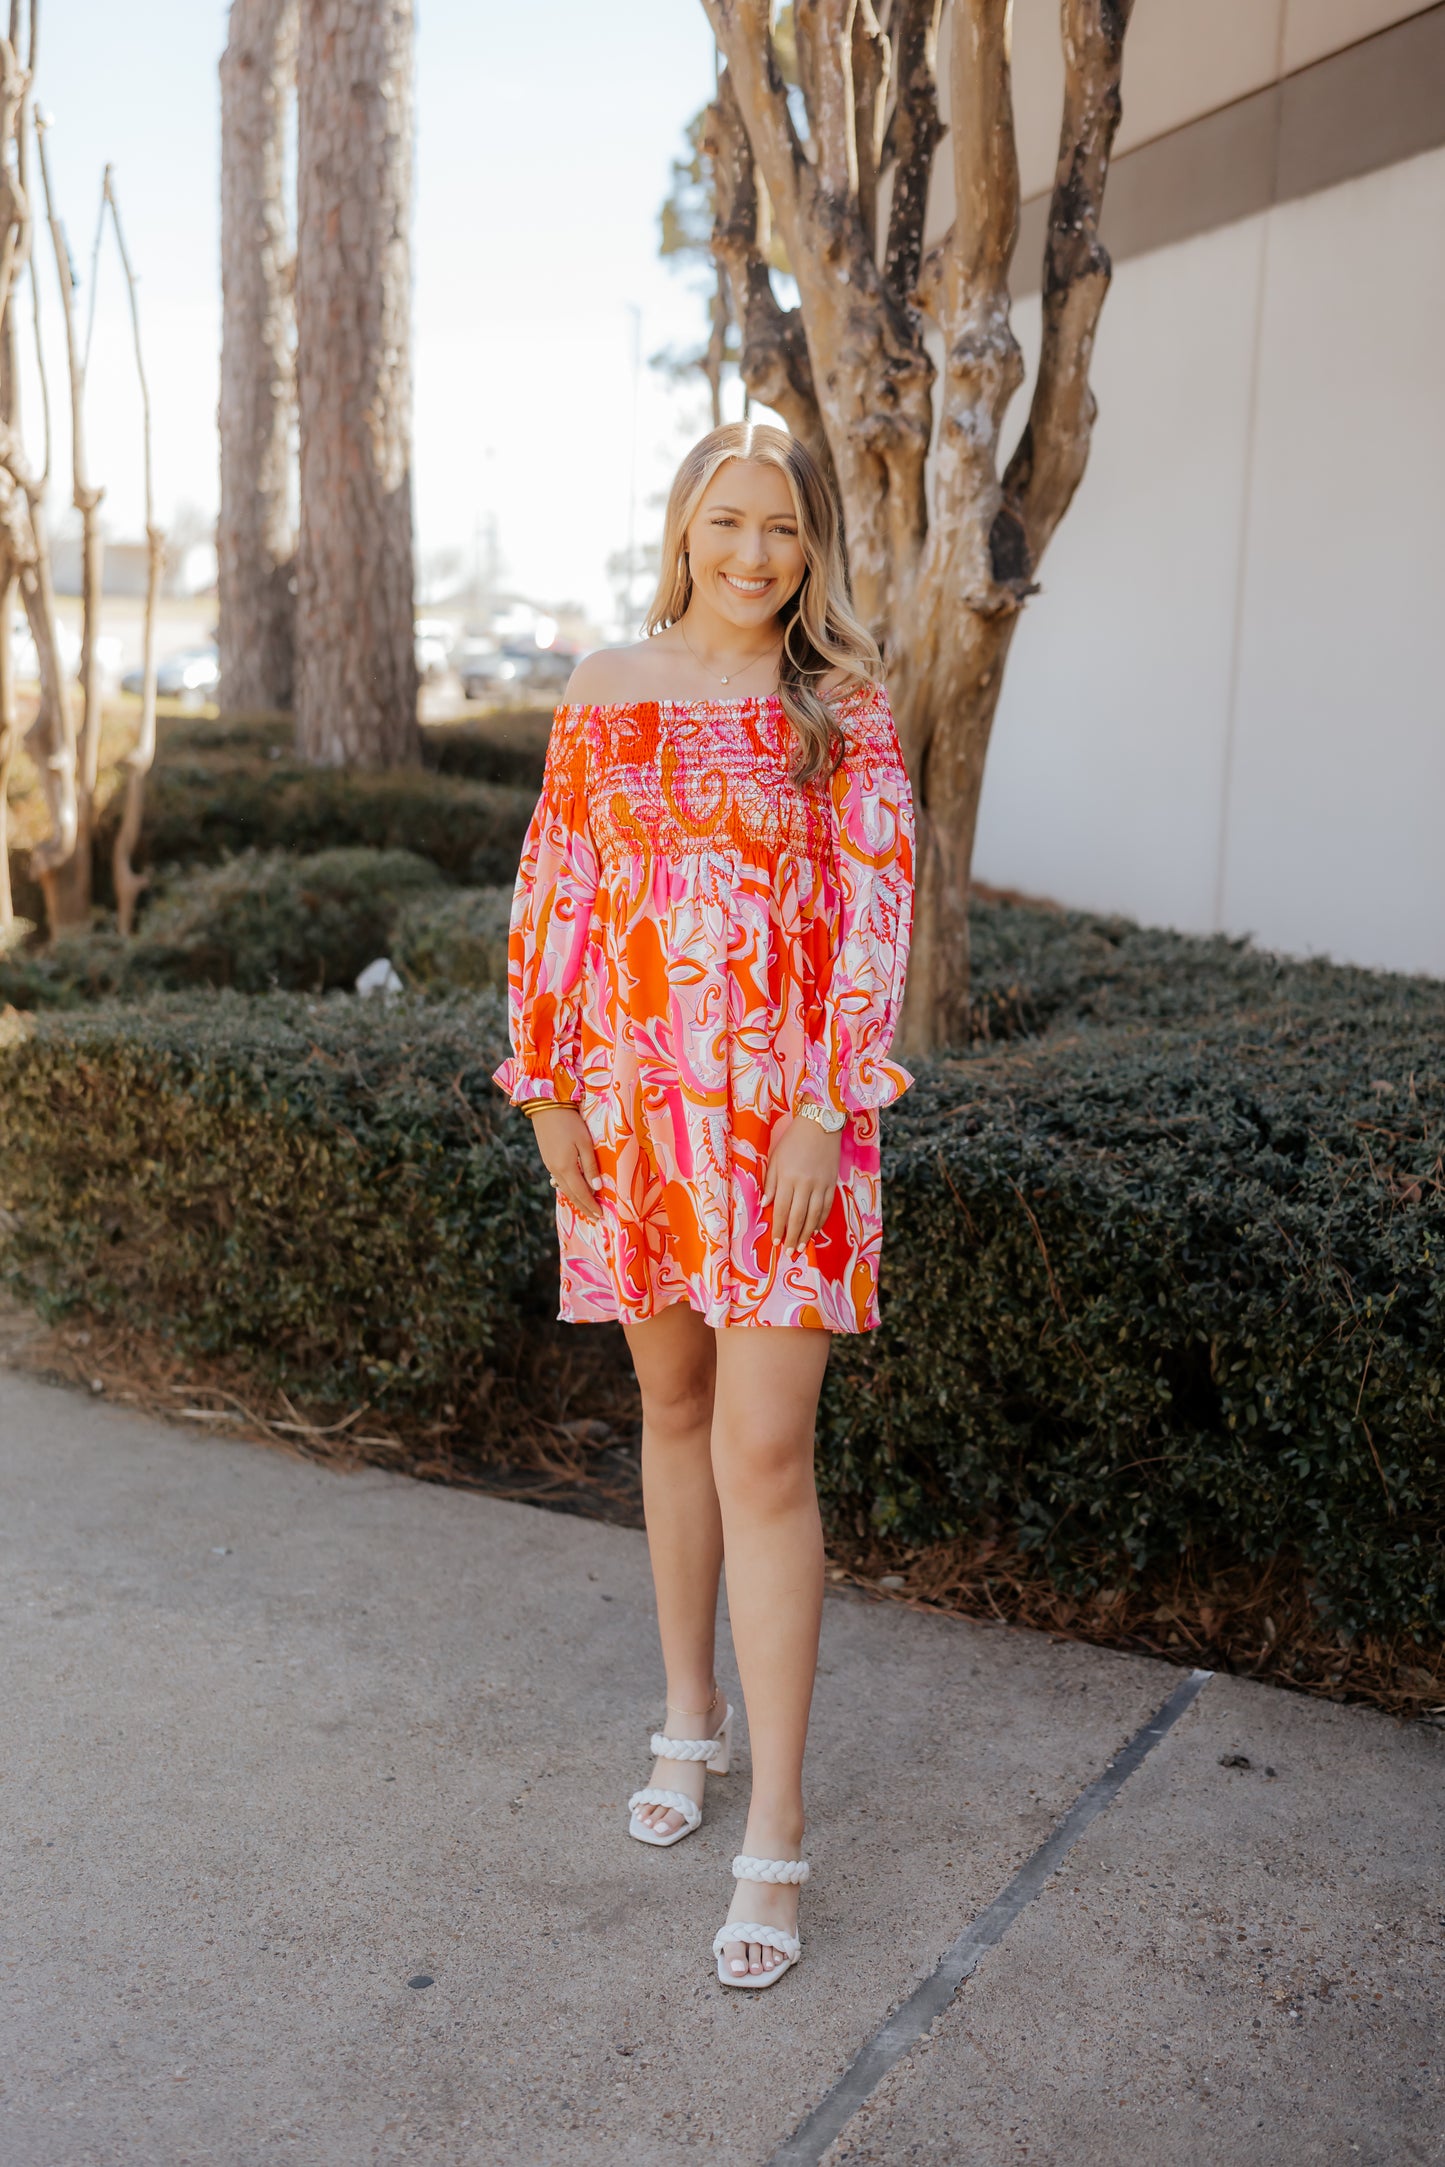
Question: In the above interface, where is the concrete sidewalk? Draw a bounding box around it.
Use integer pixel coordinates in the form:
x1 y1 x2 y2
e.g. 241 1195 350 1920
1 1372 1440 2167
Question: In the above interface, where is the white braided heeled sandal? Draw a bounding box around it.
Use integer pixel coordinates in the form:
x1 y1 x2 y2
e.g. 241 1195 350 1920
712 1853 810 1988
627 1701 734 1848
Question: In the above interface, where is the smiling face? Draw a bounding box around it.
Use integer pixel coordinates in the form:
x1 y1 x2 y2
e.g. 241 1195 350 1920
684 458 807 633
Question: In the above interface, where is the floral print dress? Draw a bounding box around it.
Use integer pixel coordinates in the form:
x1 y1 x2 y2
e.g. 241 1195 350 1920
491 680 915 1333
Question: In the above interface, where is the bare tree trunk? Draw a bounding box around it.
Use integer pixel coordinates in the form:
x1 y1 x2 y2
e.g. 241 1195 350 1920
703 0 935 644
0 559 15 930
700 0 1133 1053
703 262 728 429
0 19 21 932
219 0 296 716
294 0 419 770
893 0 1131 1054
36 108 101 926
0 8 82 931
704 69 839 499
103 168 164 936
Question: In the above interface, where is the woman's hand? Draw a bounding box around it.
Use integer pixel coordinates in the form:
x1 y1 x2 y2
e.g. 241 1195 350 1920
763 1110 842 1254
527 1104 604 1220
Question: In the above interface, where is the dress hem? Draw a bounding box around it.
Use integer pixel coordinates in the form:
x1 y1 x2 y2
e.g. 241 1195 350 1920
555 1291 877 1335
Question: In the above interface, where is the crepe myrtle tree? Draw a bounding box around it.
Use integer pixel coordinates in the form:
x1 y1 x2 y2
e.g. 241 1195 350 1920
698 0 1134 1052
0 1 162 936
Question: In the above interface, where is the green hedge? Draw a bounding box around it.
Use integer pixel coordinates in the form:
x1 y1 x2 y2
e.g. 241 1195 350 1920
90 762 535 897
2 899 1440 1636
820 997 1444 1637
965 892 1409 1039
7 732 540 926
0 991 555 1418
0 848 446 1005
392 885 511 992
420 709 552 791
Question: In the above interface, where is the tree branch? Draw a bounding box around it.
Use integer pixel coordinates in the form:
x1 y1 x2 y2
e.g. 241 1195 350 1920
852 0 889 256
881 0 942 302
0 34 27 329
36 109 105 801
700 0 809 269
946 0 1019 318
1003 0 1133 563
103 165 163 937
923 0 1026 616
705 72 836 492
795 0 859 204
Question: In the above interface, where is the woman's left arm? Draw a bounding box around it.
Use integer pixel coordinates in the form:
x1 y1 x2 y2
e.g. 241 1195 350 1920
801 682 917 1120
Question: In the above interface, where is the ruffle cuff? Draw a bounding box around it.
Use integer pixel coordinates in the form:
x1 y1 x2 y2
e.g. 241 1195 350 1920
799 1041 915 1118
491 1057 582 1110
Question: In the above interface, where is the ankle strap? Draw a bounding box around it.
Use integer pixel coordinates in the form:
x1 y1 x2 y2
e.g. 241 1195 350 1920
651 1731 720 1761
732 1854 809 1885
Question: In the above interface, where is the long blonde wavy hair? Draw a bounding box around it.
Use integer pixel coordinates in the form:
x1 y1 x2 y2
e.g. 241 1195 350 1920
643 422 881 785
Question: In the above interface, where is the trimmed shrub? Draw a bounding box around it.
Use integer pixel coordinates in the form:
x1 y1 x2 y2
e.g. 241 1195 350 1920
820 1004 1444 1636
0 991 556 1418
965 891 1419 1041
2 897 1439 1637
392 885 512 992
85 760 536 903
0 847 444 1005
421 708 551 791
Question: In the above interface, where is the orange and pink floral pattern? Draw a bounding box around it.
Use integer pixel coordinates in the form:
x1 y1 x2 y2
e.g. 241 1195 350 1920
491 681 915 1332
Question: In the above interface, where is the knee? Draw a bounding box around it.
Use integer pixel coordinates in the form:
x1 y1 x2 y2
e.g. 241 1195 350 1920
639 1369 714 1447
712 1426 816 1517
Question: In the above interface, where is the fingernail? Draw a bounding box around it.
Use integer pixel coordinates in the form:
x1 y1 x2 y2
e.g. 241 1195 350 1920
590 1176 601 1188
730 1960 745 1973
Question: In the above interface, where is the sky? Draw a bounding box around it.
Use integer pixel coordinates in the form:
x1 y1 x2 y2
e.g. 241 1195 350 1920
34 0 727 626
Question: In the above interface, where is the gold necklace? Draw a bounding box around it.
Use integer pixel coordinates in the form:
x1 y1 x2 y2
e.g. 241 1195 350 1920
679 620 779 689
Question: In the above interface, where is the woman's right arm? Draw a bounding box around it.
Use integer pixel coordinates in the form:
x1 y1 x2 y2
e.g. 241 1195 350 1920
491 704 604 1217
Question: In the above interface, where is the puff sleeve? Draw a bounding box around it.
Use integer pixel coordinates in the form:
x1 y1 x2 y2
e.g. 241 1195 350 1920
800 682 916 1119
491 706 599 1110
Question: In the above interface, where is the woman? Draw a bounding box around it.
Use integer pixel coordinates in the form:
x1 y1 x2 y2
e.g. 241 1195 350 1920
492 421 915 1988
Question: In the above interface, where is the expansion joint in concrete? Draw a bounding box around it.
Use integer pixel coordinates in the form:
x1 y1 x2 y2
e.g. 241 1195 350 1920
769 1667 1215 2167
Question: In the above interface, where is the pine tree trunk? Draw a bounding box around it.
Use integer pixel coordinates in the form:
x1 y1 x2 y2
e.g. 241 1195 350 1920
294 0 419 770
219 0 298 717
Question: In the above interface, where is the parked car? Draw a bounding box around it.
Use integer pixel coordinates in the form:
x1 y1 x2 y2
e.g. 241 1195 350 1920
459 643 573 700
414 618 456 681
121 644 220 703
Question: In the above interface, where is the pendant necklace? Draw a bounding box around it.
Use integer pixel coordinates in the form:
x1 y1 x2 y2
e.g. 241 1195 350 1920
679 621 779 689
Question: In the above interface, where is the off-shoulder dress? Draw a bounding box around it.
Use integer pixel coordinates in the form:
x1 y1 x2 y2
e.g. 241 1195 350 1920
491 679 915 1332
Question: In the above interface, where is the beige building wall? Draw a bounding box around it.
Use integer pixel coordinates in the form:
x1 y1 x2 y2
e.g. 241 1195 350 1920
945 0 1445 975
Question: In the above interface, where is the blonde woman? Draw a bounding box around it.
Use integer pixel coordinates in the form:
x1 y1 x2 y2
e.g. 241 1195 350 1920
492 422 915 1988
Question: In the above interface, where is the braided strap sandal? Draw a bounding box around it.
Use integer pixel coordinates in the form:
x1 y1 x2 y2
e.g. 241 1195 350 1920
627 1702 734 1848
712 1854 810 1988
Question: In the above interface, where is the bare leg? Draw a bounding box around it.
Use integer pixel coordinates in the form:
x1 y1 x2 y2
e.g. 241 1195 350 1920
711 1322 832 1978
623 1302 725 1835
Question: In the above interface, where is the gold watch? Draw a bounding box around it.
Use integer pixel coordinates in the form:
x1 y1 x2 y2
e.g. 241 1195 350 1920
795 1096 846 1133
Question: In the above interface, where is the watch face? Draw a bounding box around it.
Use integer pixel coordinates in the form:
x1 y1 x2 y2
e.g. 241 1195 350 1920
799 1100 845 1131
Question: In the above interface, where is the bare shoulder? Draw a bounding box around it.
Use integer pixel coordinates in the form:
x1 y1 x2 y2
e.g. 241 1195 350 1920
564 641 658 704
